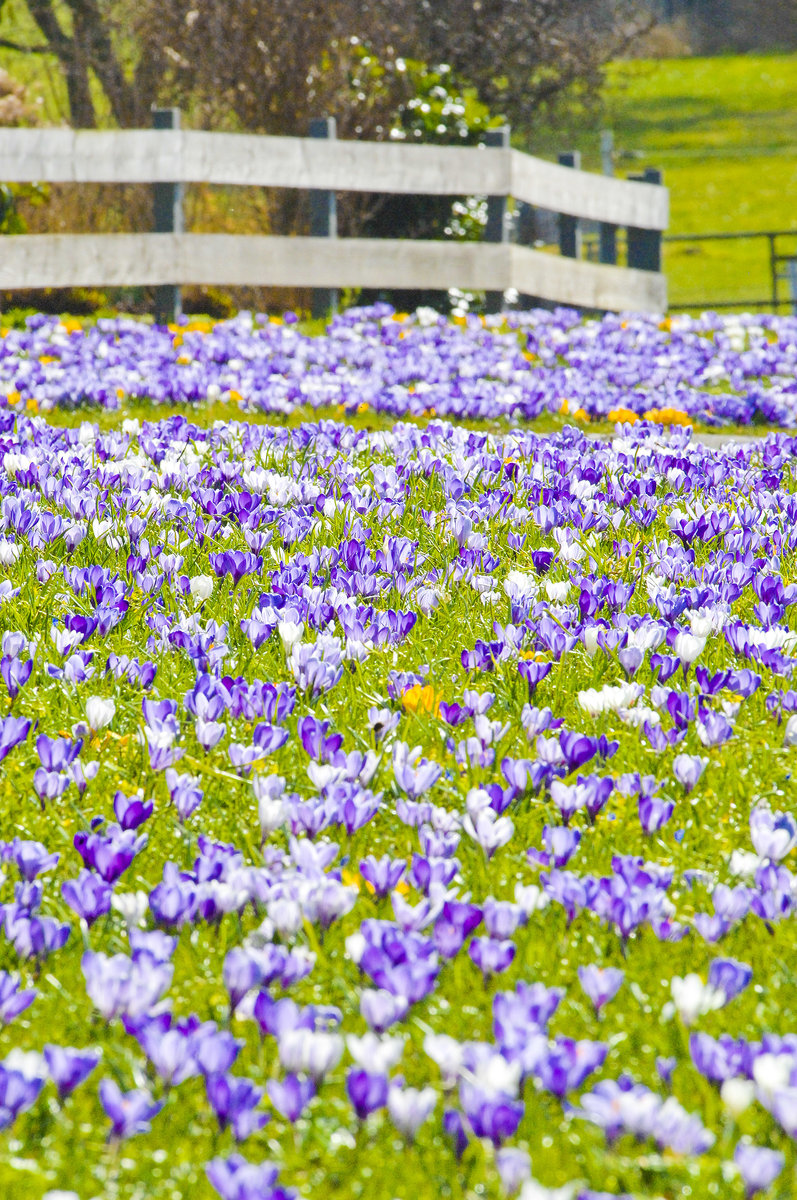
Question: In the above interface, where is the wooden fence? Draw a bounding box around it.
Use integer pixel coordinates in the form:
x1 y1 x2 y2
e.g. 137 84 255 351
0 111 668 319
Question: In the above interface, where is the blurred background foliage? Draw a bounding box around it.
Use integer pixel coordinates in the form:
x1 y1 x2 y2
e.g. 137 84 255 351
0 0 796 316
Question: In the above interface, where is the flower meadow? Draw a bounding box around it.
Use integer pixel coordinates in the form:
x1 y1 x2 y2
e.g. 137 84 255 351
0 306 796 1200
5 304 797 426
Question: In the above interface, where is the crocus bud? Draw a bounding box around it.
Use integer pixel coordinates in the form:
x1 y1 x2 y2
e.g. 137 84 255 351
189 575 214 602
85 696 115 731
721 1078 756 1118
278 621 304 654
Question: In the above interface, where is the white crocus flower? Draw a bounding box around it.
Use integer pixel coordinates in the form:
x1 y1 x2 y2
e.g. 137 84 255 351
189 574 214 602
672 632 707 664
85 696 116 731
753 1053 793 1101
278 620 304 655
671 973 725 1025
111 891 149 928
720 1078 756 1117
347 1033 405 1073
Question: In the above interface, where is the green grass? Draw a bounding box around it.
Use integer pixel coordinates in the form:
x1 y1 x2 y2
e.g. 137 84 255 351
39 398 773 442
555 54 797 312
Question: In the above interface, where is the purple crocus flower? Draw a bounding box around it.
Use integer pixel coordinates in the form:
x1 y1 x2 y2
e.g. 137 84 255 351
468 936 515 979
443 1107 470 1158
82 950 173 1021
43 1044 100 1099
496 1146 531 1194
464 806 514 857
71 757 99 796
638 794 675 834
206 1156 293 1200
618 645 644 678
148 862 197 927
482 899 523 940
209 550 263 587
6 838 59 880
130 1018 201 1087
113 789 153 830
194 1029 242 1079
297 715 342 760
392 742 443 798
360 989 409 1033
0 656 32 700
749 806 797 861
536 1037 607 1097
346 1068 388 1119
165 768 203 821
74 823 147 883
360 855 406 898
33 764 71 801
222 948 263 1013
460 1084 524 1146
672 754 706 794
128 928 177 962
559 730 598 771
549 778 588 825
696 709 734 747
0 715 31 762
0 971 36 1024
432 900 482 959
734 1142 785 1197
517 659 552 695
253 994 316 1040
36 733 82 771
266 1073 316 1122
61 870 113 925
195 715 227 752
493 980 563 1046
6 914 70 961
0 1062 45 1128
578 965 624 1013
656 1056 677 1088
708 957 752 1003
206 1072 269 1141
541 824 582 867
99 1078 162 1139
650 653 681 683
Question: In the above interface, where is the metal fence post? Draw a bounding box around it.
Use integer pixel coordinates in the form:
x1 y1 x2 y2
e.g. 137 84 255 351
599 131 617 266
152 107 183 326
627 168 662 272
309 117 337 321
558 152 582 261
484 125 510 315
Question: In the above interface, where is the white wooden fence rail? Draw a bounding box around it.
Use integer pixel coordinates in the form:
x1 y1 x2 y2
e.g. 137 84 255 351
0 234 665 312
0 126 668 313
0 129 668 229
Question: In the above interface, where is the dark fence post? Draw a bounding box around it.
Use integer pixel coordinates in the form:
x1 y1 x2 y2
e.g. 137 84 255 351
309 117 337 321
484 125 510 315
627 167 662 272
152 107 183 326
558 152 582 261
599 131 617 266
768 233 779 311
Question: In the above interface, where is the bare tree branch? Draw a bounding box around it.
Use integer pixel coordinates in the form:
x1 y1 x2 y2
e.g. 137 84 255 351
0 37 50 53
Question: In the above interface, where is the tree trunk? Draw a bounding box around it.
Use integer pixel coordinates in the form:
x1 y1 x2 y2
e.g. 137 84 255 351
25 0 97 126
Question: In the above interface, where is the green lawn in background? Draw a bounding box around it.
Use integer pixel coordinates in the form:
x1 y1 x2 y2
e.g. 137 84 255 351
602 55 797 312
